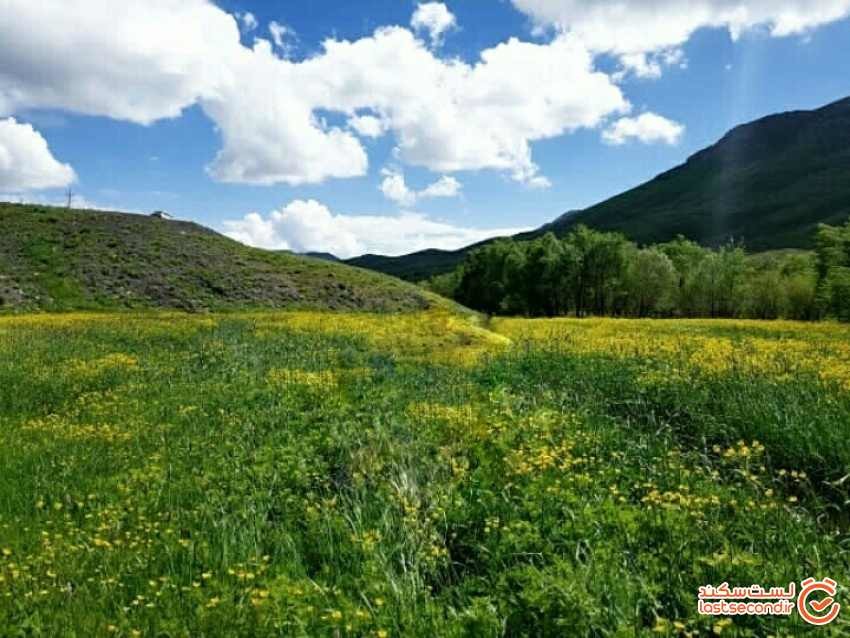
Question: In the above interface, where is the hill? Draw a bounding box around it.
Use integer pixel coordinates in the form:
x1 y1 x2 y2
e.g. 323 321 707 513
302 252 341 262
347 95 850 280
348 247 484 282
0 203 429 312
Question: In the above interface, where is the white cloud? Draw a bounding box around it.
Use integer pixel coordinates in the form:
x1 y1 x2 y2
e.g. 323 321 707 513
526 175 552 189
0 190 135 213
326 29 626 185
348 114 388 138
222 199 528 258
0 1 239 125
1 0 849 193
411 2 458 46
511 1 850 62
380 170 462 207
379 170 416 207
420 175 462 198
602 113 685 146
268 21 296 56
236 11 258 32
202 38 369 185
0 118 75 191
0 1 628 187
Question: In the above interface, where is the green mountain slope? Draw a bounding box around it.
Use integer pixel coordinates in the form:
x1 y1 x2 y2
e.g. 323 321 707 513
0 203 429 312
348 96 850 281
548 95 850 249
348 246 487 282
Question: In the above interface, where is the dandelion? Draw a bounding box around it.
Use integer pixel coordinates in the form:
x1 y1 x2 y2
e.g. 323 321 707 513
713 618 733 634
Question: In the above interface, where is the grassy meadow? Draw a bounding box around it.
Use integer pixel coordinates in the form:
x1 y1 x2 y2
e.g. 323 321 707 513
1 310 848 636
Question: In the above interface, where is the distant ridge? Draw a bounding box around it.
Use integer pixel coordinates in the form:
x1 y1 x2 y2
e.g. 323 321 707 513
348 96 850 281
0 203 429 312
303 252 341 262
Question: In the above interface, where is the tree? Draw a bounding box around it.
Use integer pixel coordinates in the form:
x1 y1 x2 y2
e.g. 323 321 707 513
688 244 746 317
523 233 565 316
624 248 678 317
659 236 709 316
456 240 525 315
815 220 850 321
566 226 631 317
424 270 461 299
742 269 785 319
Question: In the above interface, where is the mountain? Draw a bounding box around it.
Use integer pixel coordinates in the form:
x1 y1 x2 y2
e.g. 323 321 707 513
303 252 341 262
348 245 490 282
348 96 850 281
0 203 429 312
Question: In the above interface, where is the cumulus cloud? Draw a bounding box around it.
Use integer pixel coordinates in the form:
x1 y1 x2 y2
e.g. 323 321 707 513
0 1 238 124
420 175 462 199
379 171 416 207
0 1 627 188
236 11 258 32
380 170 462 207
0 0 848 195
411 2 458 46
347 114 388 138
0 118 75 191
210 27 629 186
202 39 370 185
602 113 685 146
268 21 296 56
511 1 850 69
222 199 528 258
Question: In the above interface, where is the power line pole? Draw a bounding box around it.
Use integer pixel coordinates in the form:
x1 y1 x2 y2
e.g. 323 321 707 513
65 187 73 210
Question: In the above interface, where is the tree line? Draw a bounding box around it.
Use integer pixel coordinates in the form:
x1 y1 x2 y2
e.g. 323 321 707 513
425 219 850 321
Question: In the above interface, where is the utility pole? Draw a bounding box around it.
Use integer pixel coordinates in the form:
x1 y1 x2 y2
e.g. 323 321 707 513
65 187 73 210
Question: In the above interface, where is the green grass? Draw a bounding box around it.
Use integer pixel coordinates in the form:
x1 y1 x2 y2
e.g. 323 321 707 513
0 203 429 312
0 312 848 636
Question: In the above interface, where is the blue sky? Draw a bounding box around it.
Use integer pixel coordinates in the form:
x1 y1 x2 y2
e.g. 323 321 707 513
1 1 849 257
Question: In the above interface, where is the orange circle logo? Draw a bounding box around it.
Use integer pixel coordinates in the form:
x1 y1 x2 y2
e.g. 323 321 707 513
797 578 841 626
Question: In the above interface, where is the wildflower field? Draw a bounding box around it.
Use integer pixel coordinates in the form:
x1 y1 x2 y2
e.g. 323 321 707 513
0 310 848 636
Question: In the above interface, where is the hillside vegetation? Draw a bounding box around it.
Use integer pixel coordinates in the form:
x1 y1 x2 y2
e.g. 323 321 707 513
0 203 429 312
547 96 850 249
348 96 850 281
436 217 850 321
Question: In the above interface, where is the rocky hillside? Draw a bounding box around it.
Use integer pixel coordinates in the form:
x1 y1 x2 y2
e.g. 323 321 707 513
0 203 430 312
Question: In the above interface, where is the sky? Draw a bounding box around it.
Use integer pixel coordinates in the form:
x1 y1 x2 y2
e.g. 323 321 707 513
1 1 849 258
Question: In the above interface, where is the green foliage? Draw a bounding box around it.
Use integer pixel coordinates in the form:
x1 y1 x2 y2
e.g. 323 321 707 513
624 248 677 317
452 227 824 319
421 269 462 299
816 219 850 321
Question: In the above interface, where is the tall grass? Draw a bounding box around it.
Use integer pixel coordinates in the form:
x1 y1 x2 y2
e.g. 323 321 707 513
0 312 847 636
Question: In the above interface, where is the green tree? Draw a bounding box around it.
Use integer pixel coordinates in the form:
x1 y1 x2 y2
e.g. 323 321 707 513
567 226 631 317
688 244 746 318
658 236 709 316
523 234 565 316
624 248 678 317
815 220 850 321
